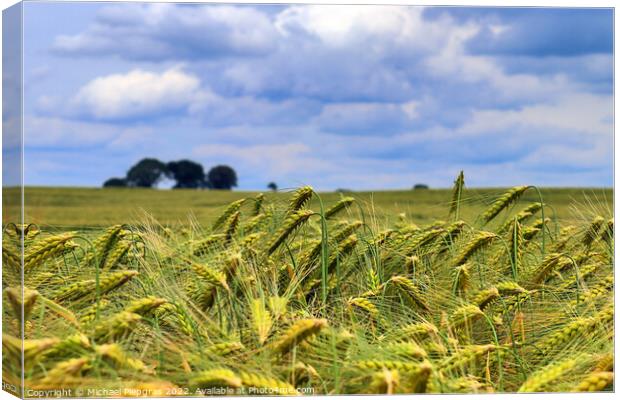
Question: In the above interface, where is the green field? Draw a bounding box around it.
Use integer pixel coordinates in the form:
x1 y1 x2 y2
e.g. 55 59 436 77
2 186 613 229
2 183 614 395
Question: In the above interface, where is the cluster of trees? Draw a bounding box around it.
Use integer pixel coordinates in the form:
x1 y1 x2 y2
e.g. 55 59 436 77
103 158 238 190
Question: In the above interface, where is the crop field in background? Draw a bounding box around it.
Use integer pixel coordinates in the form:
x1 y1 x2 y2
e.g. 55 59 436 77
2 186 613 228
1 179 614 396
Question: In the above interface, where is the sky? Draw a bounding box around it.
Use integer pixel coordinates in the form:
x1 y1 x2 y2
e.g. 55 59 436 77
17 2 614 190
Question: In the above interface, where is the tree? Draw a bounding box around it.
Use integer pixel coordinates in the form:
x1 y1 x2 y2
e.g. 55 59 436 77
267 182 278 192
125 158 170 188
207 165 238 190
413 184 429 190
167 160 206 189
103 177 127 188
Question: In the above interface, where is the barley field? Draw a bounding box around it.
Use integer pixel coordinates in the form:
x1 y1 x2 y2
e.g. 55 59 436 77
2 185 613 228
2 176 614 396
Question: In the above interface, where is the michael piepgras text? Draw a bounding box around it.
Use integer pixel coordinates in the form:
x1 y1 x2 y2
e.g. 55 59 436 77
24 385 315 397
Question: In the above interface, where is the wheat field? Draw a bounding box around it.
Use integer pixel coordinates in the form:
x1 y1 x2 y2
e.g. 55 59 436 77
2 173 614 396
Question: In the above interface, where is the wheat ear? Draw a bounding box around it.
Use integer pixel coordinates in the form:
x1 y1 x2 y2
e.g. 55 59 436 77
439 344 496 372
206 342 245 356
125 296 167 316
327 234 358 273
368 369 400 394
224 210 241 242
96 343 147 372
24 233 78 271
267 210 314 254
190 369 242 388
389 275 430 312
272 319 327 355
325 197 355 219
93 311 141 343
573 371 613 392
287 186 313 213
452 232 496 266
449 170 465 218
449 304 484 330
518 356 580 392
212 199 245 230
5 286 39 321
253 193 265 215
480 186 529 224
582 215 606 247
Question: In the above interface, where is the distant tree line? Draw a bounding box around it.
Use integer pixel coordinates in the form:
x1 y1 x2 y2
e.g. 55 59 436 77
103 158 238 190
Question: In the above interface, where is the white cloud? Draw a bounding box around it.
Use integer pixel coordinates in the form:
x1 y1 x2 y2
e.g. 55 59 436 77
53 3 277 60
314 101 420 134
193 143 313 176
70 67 207 120
23 116 119 147
459 93 613 137
275 5 447 52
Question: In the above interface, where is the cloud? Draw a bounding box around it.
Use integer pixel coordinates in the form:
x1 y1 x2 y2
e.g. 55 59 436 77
25 4 614 188
52 3 278 61
23 116 119 147
189 95 321 127
495 54 613 91
193 142 313 175
275 5 446 52
425 8 613 56
192 142 332 188
314 101 420 135
69 67 207 121
459 93 613 138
